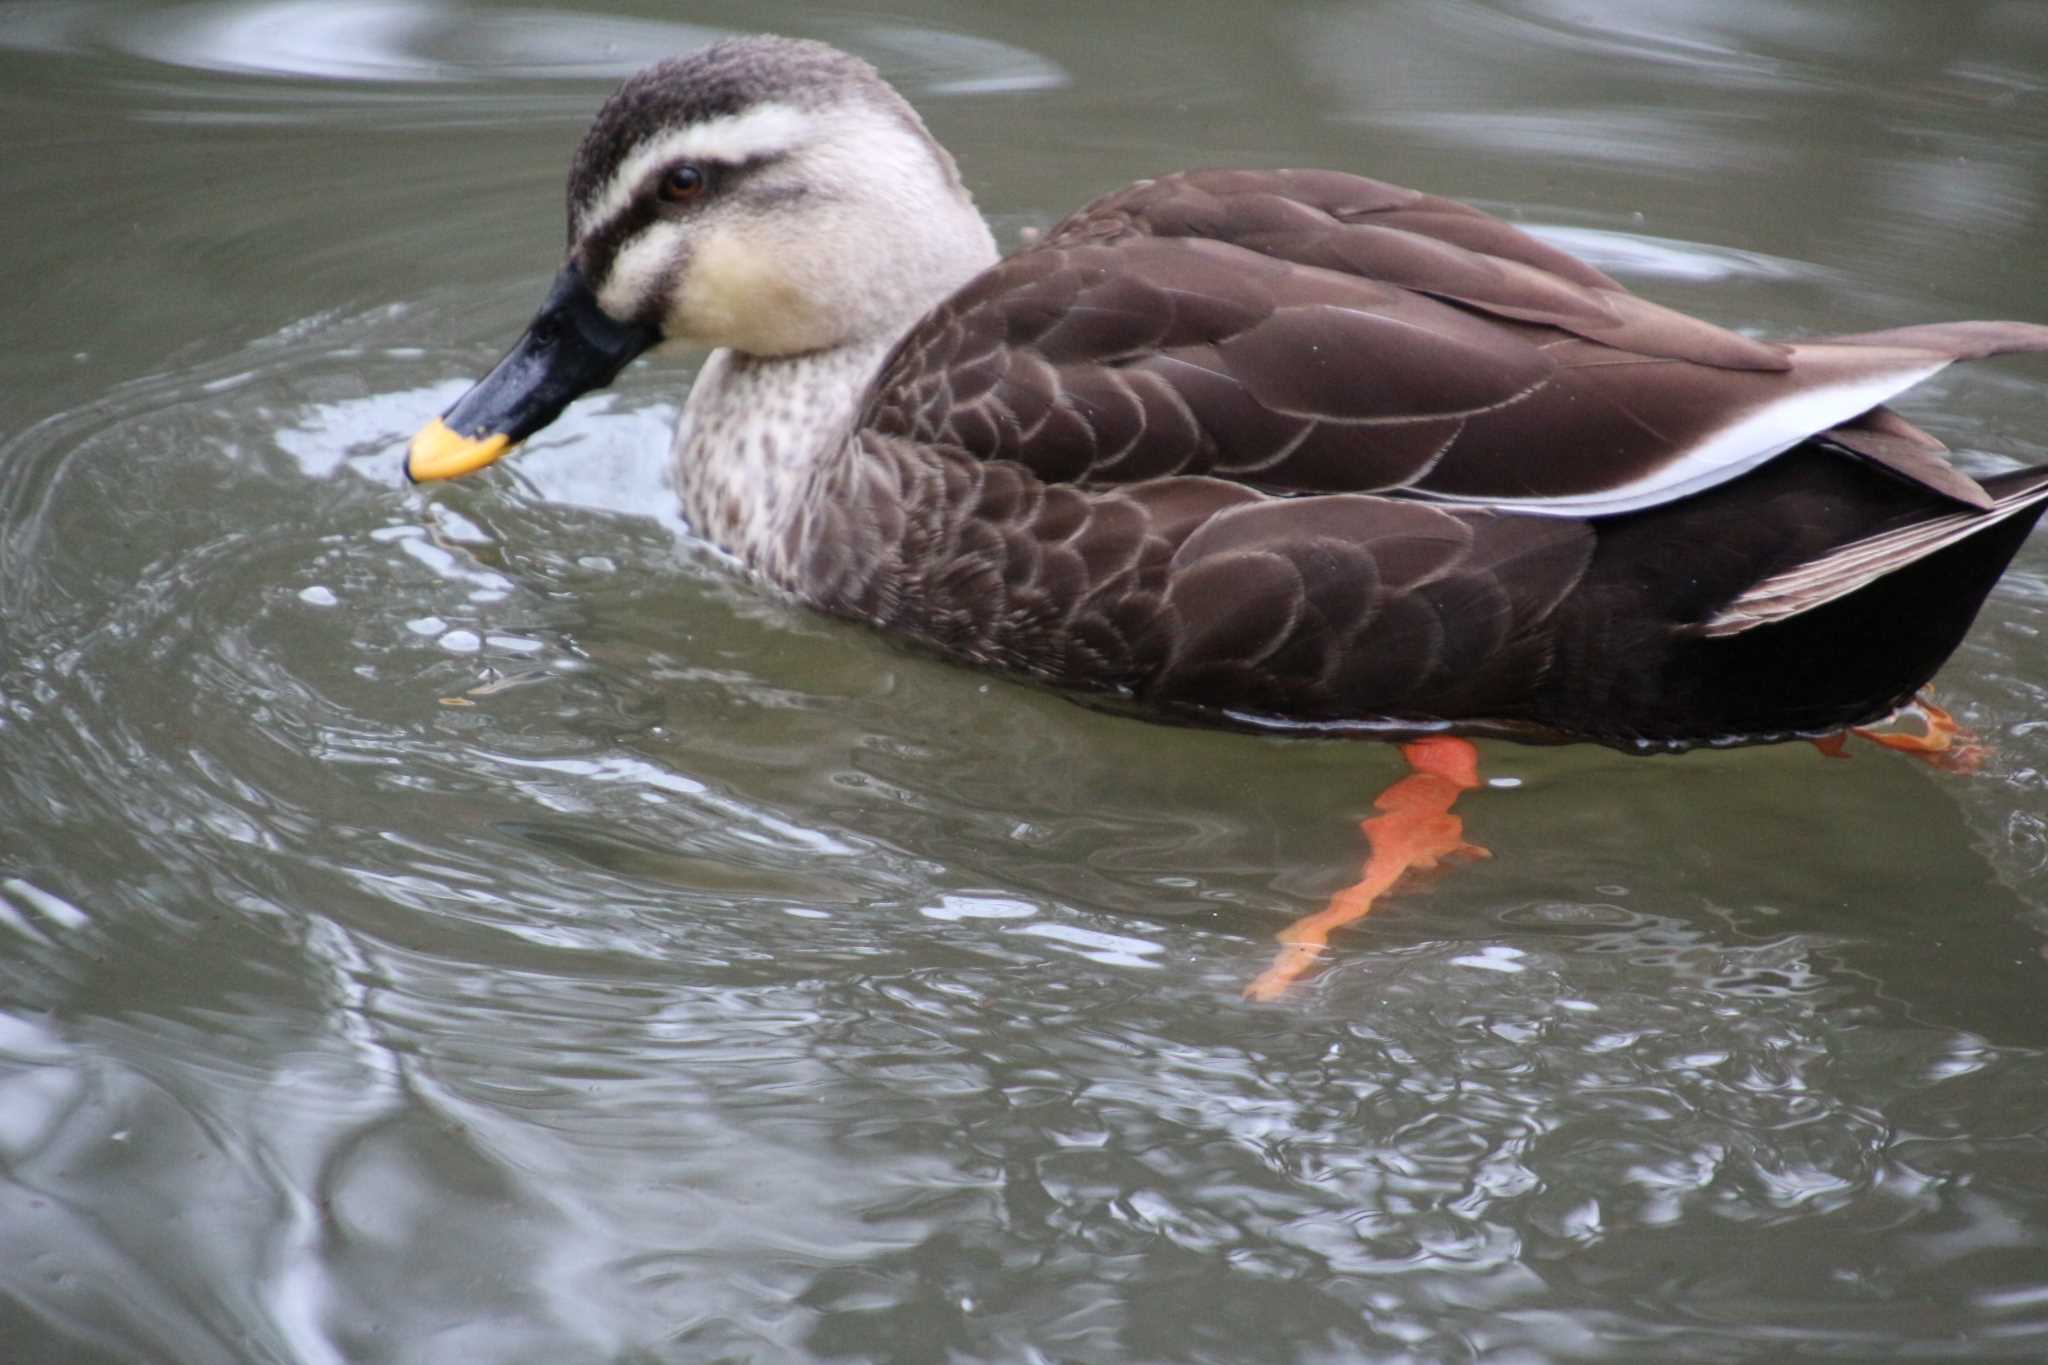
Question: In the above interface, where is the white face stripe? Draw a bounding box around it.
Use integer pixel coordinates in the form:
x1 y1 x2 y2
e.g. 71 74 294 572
598 219 688 320
576 103 815 236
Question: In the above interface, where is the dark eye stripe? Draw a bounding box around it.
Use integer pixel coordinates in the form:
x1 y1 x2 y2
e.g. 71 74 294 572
655 151 779 198
574 152 783 290
576 196 663 289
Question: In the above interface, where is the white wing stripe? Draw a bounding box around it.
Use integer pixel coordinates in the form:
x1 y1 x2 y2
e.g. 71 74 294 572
1420 359 1947 518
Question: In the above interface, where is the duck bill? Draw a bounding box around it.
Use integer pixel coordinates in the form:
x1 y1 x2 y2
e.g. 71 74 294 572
406 266 660 482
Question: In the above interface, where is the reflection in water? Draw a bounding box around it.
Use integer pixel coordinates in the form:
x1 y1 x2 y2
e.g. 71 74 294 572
120 2 727 82
1 1 1065 96
1524 227 1804 284
4 0 2048 1359
1287 0 2047 329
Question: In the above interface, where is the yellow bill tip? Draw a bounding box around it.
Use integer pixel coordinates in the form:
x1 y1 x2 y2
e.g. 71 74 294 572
406 418 511 482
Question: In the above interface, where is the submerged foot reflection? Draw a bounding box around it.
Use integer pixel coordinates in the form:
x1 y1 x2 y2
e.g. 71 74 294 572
1247 737 1490 1000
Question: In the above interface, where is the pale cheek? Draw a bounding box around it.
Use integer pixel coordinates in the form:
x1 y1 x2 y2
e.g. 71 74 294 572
679 231 834 356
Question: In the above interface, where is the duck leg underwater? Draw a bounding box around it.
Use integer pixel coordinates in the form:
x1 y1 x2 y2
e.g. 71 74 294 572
1245 737 1490 1002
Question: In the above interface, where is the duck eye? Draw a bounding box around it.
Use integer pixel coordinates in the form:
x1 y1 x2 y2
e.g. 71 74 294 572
660 164 707 203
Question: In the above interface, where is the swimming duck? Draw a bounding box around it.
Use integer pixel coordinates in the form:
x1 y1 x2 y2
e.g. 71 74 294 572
409 34 2048 749
406 36 2048 993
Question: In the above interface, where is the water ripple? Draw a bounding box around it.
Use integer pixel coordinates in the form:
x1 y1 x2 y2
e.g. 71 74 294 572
0 1 1067 130
5 7 2048 1355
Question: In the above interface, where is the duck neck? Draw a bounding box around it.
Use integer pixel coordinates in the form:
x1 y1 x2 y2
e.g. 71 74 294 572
669 336 893 585
669 192 999 583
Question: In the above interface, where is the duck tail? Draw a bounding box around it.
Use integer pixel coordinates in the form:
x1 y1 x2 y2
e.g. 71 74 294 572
1698 464 2048 638
1787 322 2048 508
1818 320 2048 361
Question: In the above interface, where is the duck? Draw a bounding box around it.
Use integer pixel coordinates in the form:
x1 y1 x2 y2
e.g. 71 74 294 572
406 36 2048 995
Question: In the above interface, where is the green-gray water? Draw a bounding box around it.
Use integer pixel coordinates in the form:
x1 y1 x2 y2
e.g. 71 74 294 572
6 3 2048 1360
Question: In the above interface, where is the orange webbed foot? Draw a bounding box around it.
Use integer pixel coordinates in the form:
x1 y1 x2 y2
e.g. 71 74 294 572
1245 736 1485 1002
1851 694 1987 773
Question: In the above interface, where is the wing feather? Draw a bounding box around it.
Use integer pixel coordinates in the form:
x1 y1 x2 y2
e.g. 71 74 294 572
861 169 2046 517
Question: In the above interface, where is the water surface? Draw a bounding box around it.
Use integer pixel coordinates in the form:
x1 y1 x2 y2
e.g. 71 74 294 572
5 2 2048 1361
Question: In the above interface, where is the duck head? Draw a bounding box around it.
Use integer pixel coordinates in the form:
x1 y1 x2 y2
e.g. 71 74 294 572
407 35 996 481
